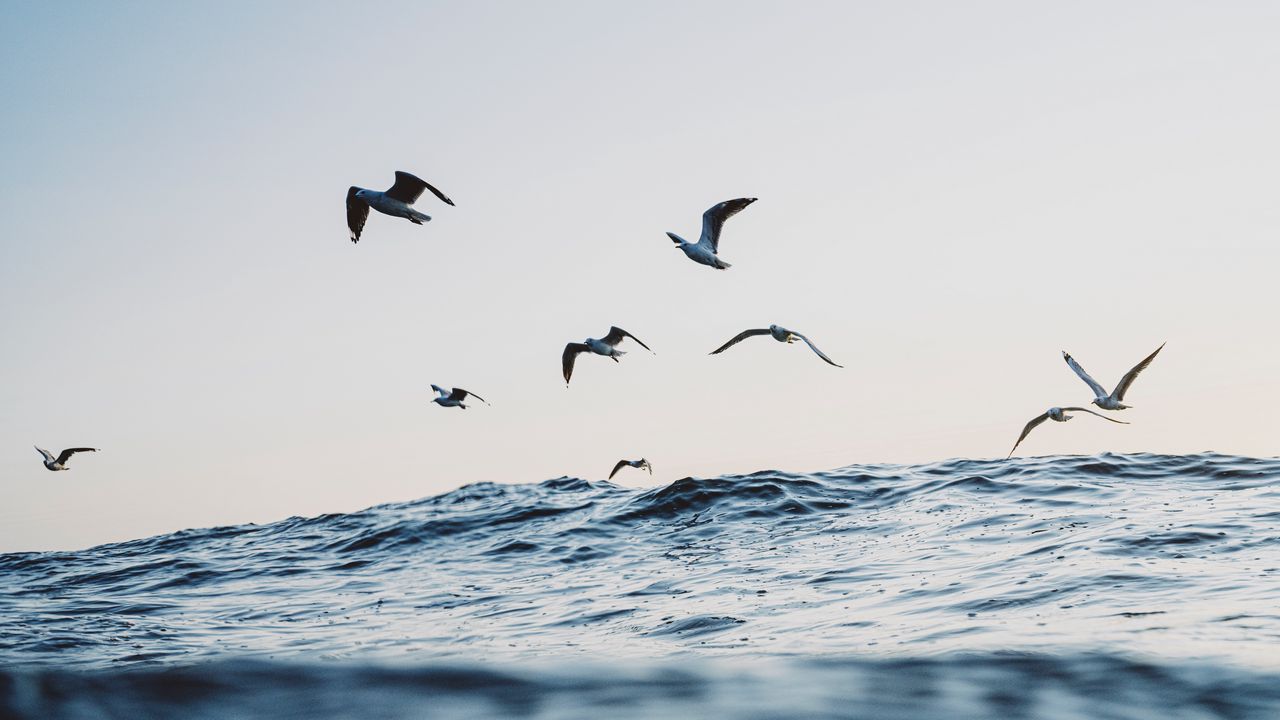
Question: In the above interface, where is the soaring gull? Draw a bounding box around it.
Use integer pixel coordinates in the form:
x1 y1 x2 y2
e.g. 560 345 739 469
562 326 653 385
34 446 98 472
710 324 842 367
346 171 454 244
1006 407 1128 458
667 198 757 270
1062 343 1165 411
430 385 488 410
609 458 652 479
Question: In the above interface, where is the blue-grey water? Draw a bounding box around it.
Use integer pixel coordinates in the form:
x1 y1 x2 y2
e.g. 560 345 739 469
3 452 1280 718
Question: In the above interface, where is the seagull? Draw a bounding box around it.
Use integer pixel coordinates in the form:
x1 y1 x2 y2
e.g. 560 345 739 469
710 324 842 367
562 326 653 385
1006 407 1129 458
34 446 98 472
430 385 488 409
1062 343 1165 411
346 171 454 243
609 458 652 479
667 198 757 269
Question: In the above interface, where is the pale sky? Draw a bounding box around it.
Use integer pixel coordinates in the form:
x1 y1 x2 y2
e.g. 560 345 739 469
2 1 1279 552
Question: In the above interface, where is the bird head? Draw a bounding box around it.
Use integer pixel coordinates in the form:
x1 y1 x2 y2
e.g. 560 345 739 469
354 189 369 201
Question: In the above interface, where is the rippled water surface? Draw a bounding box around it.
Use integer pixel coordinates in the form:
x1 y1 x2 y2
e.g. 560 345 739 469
3 453 1280 718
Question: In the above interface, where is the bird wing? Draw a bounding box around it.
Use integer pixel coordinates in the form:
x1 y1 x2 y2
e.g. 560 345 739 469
346 187 369 244
430 384 447 397
1062 351 1109 400
698 197 757 252
1061 407 1129 424
562 343 589 384
1112 343 1165 402
608 460 629 479
55 448 97 466
385 171 454 206
452 388 487 404
709 328 771 354
1007 413 1051 458
34 446 54 463
794 333 843 367
603 326 651 351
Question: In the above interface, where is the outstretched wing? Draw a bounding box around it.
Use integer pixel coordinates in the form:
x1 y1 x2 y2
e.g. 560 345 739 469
1061 407 1129 424
794 333 843 368
1007 413 1051 459
1062 351 1108 400
1112 343 1165 402
385 171 454 206
34 446 54 463
451 387 487 404
430 384 447 397
346 187 369 243
699 197 757 252
602 326 651 351
55 448 97 466
562 343 589 384
608 460 629 480
709 328 770 355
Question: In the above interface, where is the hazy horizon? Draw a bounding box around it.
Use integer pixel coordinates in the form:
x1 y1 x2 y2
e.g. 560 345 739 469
4 1 1279 552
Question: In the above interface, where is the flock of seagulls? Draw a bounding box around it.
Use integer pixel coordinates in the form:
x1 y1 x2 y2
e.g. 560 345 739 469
1008 343 1166 458
34 169 1167 476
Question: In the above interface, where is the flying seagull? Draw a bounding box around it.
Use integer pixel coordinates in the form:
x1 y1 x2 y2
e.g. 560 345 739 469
1006 407 1129 458
609 458 652 479
562 326 653 385
667 198 757 269
34 446 98 472
430 385 488 410
710 324 842 367
1062 343 1165 411
346 171 454 243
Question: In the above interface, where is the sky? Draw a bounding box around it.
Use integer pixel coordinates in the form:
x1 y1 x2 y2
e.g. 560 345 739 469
2 1 1279 552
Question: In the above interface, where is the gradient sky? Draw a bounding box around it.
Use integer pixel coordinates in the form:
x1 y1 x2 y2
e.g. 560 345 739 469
3 1 1279 552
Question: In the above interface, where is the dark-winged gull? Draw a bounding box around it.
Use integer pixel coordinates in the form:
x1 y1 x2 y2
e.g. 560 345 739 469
35 446 98 472
609 458 652 479
667 198 757 269
562 326 653 385
346 171 454 243
1062 343 1165 411
430 385 488 409
1006 407 1129 458
710 324 842 367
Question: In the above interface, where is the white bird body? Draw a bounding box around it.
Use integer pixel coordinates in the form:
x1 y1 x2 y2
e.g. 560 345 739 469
671 236 729 269
562 326 653 385
430 385 488 410
355 190 432 225
584 338 624 357
346 171 454 243
35 446 98 471
1006 406 1128 458
609 458 652 479
1062 343 1165 411
710 324 843 367
667 198 756 270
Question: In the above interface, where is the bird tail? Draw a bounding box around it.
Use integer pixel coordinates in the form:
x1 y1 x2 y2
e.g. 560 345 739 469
714 258 732 270
612 350 627 361
408 210 433 225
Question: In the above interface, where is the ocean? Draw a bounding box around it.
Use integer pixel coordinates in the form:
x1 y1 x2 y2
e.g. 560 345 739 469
3 452 1279 718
